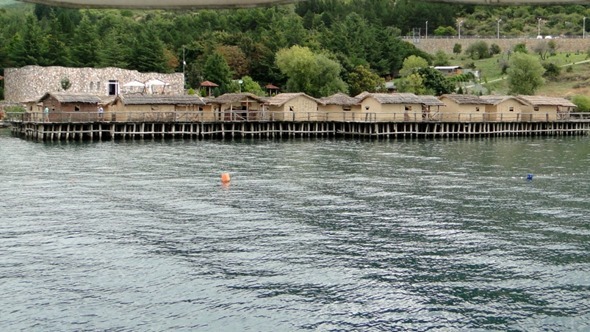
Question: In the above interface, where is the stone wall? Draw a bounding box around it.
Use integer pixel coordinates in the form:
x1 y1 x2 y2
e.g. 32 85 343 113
408 37 590 55
4 66 185 103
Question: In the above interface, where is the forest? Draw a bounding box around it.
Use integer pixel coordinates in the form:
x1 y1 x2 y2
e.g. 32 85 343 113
1 0 590 99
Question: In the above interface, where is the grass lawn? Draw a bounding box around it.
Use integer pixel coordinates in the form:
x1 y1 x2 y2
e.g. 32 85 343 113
450 51 590 96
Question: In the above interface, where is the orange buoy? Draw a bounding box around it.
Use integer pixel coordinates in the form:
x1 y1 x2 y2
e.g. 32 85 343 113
221 172 231 184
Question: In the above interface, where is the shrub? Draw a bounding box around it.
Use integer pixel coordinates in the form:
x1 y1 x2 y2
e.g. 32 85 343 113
490 43 502 56
465 41 490 60
513 43 528 54
4 105 26 113
572 95 590 112
542 62 561 80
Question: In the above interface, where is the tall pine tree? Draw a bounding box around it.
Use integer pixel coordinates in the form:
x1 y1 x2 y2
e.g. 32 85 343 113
70 15 101 67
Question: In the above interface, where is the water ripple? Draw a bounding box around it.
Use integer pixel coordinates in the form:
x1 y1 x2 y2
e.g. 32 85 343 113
1 133 589 331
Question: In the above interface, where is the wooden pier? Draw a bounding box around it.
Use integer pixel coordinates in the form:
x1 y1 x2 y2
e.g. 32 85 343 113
5 111 590 140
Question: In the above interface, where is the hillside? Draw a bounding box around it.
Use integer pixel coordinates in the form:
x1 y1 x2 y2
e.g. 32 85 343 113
2 0 590 101
0 0 18 6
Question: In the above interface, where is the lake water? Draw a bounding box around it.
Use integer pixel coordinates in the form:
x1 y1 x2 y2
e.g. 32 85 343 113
1 129 589 331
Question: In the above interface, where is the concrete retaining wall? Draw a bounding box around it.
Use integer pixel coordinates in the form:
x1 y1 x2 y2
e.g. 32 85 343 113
408 37 590 54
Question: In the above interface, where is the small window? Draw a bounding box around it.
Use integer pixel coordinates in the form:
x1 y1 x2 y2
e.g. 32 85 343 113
534 107 539 112
75 106 80 112
405 106 412 111
475 107 480 112
509 107 514 112
343 107 351 112
365 106 370 111
289 106 294 111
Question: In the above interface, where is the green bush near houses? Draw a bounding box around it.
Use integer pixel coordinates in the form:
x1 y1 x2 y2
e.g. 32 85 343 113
571 95 590 112
4 105 25 113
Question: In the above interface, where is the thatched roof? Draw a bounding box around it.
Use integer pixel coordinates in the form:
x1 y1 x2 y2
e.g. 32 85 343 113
359 93 423 104
266 93 323 106
441 94 490 105
516 95 576 107
200 80 219 87
418 95 445 106
118 94 206 105
210 93 266 104
100 96 118 106
265 84 279 89
202 97 216 104
354 91 371 101
39 93 102 104
320 93 359 106
479 95 530 106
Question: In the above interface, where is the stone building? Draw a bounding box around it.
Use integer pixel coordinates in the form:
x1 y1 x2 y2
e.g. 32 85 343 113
4 65 184 103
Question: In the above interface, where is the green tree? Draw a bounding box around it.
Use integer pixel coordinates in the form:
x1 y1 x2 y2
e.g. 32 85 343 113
5 33 27 67
216 45 249 79
312 53 348 96
465 41 490 60
240 75 265 95
417 67 454 95
275 45 346 97
507 52 545 95
99 30 131 68
70 15 101 67
346 65 385 96
399 55 428 77
202 51 233 95
129 26 167 73
398 72 426 94
45 33 71 66
432 50 450 66
22 15 47 65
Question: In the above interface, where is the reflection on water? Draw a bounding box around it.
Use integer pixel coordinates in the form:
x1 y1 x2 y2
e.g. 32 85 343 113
1 132 589 331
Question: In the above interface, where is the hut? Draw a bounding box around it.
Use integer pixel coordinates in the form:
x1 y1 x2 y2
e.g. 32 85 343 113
210 93 267 121
515 95 576 121
319 93 360 121
417 95 446 121
439 94 490 122
111 94 206 121
357 93 423 122
200 81 219 97
480 95 528 122
38 92 102 122
266 93 322 121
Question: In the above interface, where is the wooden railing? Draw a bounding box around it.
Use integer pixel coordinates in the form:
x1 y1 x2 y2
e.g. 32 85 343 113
4 111 590 124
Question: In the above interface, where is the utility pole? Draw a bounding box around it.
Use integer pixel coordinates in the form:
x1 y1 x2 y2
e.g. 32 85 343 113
182 45 186 89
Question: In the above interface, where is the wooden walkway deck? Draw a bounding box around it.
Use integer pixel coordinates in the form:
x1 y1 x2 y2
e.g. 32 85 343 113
5 111 590 141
